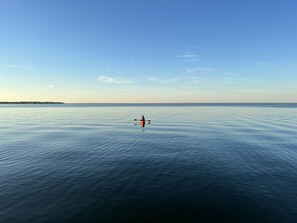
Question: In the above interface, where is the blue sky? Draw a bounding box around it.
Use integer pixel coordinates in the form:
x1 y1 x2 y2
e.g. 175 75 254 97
0 0 296 102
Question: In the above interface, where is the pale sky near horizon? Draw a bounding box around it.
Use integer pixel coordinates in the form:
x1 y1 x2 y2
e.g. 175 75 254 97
0 0 296 103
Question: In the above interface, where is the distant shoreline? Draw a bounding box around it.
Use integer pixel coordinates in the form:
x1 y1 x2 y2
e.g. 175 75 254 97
0 102 64 104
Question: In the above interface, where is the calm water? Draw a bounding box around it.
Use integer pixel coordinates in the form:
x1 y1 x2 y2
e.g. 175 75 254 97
0 104 297 222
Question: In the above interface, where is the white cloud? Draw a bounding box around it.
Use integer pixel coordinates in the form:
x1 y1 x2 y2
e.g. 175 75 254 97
179 52 200 62
1 63 17 68
145 76 180 83
145 77 160 82
22 66 37 71
1 63 37 71
45 85 54 90
97 75 133 84
186 67 218 74
187 76 237 85
179 53 198 58
188 78 201 84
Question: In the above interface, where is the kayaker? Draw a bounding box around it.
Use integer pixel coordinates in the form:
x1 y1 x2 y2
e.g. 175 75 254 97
141 115 145 122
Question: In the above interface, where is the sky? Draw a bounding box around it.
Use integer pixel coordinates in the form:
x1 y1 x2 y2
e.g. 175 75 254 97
0 0 296 103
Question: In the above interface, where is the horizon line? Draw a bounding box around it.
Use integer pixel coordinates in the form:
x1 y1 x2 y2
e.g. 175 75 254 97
2 102 297 104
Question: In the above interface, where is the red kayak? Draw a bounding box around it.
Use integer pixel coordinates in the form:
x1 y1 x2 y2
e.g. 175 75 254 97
140 120 145 127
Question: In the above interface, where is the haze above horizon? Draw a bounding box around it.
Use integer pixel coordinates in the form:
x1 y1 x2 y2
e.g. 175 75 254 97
1 0 296 103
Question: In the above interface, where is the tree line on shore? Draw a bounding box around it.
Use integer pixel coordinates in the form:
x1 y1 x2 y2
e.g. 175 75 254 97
0 101 64 104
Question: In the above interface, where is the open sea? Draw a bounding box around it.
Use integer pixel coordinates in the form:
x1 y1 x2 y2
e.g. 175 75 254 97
0 103 297 223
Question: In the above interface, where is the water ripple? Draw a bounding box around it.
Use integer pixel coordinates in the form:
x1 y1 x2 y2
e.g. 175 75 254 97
0 105 297 222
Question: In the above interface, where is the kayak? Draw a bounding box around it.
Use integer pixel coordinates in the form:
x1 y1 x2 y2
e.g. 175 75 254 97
140 120 145 127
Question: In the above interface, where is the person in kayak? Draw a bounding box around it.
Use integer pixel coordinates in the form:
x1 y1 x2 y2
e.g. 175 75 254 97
140 115 145 122
140 115 146 128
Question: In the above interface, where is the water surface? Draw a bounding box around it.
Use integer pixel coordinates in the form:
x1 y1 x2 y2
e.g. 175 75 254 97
0 104 297 222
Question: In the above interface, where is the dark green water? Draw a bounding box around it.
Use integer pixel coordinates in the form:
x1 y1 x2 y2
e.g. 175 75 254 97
0 104 297 222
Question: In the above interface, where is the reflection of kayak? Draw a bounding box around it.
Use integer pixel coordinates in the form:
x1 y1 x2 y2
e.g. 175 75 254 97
140 120 145 127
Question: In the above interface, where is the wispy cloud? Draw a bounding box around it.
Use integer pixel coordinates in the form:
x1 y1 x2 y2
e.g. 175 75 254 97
45 84 54 90
1 63 17 68
179 52 200 62
188 76 238 85
145 76 180 84
186 67 218 74
22 66 37 71
1 63 37 71
97 75 133 84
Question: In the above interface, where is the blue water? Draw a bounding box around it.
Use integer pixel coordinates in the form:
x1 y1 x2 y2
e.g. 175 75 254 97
0 104 297 222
